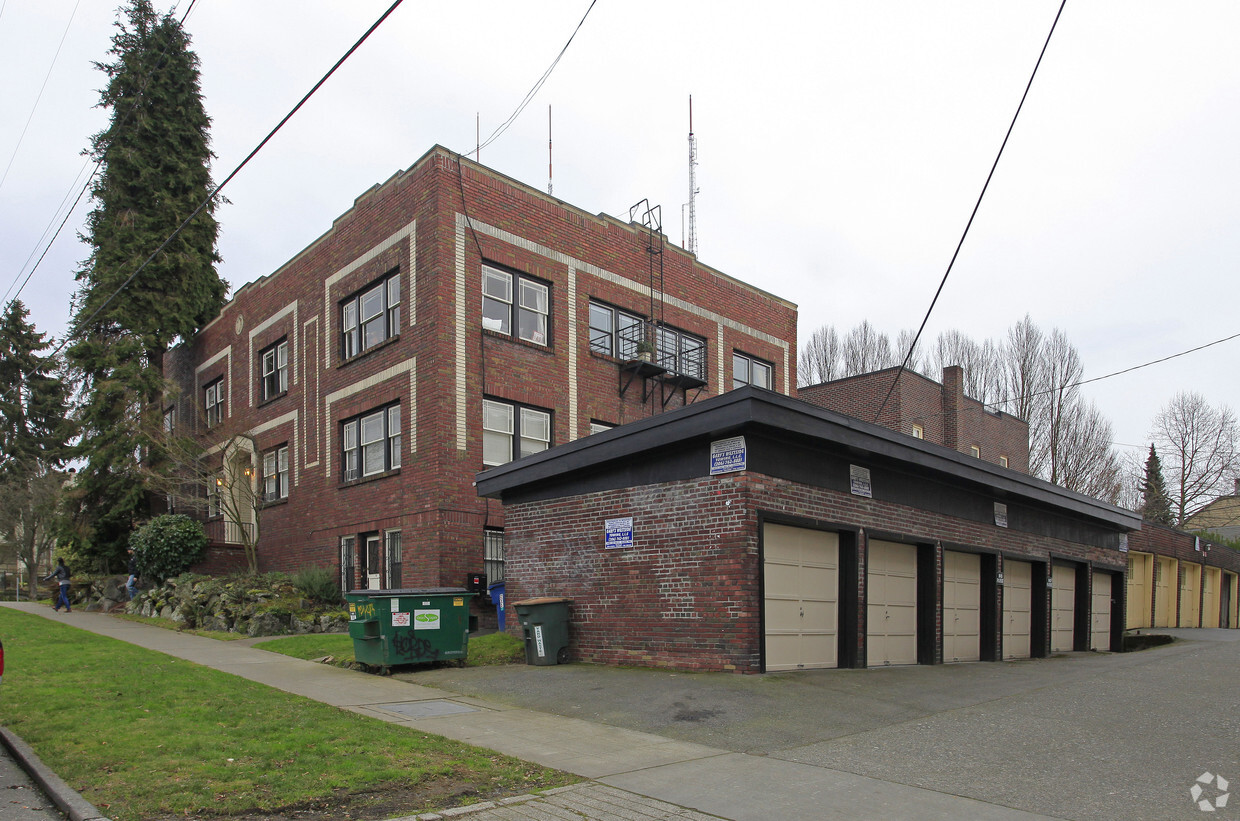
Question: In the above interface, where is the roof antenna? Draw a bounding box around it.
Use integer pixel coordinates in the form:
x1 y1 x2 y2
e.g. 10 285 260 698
547 105 554 196
475 112 480 163
686 95 699 256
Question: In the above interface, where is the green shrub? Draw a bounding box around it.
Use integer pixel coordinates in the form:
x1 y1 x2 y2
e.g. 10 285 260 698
291 565 342 605
130 515 207 585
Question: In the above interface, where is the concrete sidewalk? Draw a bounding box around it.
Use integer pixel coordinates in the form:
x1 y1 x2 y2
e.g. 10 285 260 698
0 602 1056 821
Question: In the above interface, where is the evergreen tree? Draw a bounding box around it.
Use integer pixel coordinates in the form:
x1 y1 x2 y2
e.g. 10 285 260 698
0 301 73 594
1140 443 1175 526
67 0 226 568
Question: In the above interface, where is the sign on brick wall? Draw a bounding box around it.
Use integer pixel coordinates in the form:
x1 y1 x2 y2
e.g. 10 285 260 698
710 436 747 475
849 464 872 498
605 517 634 550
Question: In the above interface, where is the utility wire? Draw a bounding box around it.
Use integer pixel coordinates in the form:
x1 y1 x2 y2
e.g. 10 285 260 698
52 0 404 356
873 0 1068 424
0 0 83 196
474 0 598 157
3 0 200 316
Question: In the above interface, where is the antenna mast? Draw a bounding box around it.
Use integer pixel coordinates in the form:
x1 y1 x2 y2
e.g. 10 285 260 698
548 105 554 196
686 95 699 256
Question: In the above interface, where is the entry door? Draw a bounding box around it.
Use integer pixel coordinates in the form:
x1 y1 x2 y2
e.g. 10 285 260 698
1091 572 1112 651
1125 553 1152 629
1180 564 1202 627
1203 567 1221 628
365 534 382 590
943 551 981 663
1051 564 1076 652
763 524 839 671
1154 557 1176 628
1002 560 1032 660
867 540 918 666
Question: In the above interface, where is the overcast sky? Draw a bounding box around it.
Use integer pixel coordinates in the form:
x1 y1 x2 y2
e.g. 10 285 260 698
2 0 1238 468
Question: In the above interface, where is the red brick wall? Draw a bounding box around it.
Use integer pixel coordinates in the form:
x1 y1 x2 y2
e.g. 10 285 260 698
502 471 1124 673
168 147 798 604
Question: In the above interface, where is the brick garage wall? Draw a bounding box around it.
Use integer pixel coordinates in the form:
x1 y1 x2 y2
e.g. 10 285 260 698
503 471 1126 673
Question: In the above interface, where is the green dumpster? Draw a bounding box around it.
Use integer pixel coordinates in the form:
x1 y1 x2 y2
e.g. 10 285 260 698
346 588 474 671
514 597 572 665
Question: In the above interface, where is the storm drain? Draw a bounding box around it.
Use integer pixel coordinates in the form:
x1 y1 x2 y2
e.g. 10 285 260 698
376 700 479 718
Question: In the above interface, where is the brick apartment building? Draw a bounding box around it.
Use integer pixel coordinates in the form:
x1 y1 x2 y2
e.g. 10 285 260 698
164 146 798 608
799 365 1030 473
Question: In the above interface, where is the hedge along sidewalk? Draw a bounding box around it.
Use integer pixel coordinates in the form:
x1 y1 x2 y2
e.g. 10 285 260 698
0 608 574 821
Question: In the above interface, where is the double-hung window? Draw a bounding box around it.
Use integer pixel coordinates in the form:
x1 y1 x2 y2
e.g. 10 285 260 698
341 271 400 359
340 535 357 592
484 528 504 583
263 445 289 502
657 326 706 380
732 352 773 390
588 301 644 359
261 340 289 400
204 378 223 428
342 404 401 481
207 472 223 517
482 265 549 345
482 399 551 466
385 530 403 589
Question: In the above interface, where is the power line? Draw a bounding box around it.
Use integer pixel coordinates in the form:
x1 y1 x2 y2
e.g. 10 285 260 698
473 0 598 157
52 0 405 357
873 0 1069 424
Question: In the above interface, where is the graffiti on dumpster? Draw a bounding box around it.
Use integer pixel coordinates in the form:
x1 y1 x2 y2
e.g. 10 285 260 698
392 631 439 662
350 601 377 621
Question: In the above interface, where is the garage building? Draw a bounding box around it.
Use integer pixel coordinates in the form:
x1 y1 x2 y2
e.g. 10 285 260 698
476 388 1140 673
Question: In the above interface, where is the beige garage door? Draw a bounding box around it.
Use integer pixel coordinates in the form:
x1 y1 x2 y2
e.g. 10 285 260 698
1203 567 1222 628
1051 564 1076 653
1002 559 1033 660
1180 563 1201 627
943 551 981 663
1125 552 1152 629
763 524 839 671
867 540 918 666
1154 557 1176 628
1090 572 1112 651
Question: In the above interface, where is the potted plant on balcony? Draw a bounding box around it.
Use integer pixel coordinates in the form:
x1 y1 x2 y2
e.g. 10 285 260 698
635 339 655 363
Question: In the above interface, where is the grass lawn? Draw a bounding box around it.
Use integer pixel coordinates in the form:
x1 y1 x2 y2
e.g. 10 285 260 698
0 609 574 821
254 630 526 667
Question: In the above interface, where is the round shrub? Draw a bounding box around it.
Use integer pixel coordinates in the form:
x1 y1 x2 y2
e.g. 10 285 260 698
130 515 207 585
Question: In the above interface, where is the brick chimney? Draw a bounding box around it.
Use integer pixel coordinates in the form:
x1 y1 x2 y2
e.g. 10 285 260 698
941 366 964 451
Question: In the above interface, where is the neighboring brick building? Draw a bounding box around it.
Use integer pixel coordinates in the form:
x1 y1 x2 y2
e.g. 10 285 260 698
477 388 1139 673
164 146 798 609
799 365 1030 473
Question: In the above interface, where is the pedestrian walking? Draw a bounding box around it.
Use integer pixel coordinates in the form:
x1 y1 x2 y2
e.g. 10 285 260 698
125 548 139 601
42 558 71 613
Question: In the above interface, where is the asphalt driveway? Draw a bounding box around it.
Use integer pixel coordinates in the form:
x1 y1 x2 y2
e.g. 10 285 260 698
400 629 1240 820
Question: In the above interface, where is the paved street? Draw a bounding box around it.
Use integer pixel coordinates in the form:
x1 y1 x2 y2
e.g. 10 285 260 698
0 740 64 821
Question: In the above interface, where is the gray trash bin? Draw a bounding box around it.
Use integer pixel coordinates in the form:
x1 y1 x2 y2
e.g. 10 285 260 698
514 597 572 665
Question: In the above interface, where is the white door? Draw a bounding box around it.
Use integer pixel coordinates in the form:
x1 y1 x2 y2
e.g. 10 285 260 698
1090 572 1112 651
867 540 918 666
1002 560 1032 660
943 551 981 663
1051 564 1076 652
764 524 839 671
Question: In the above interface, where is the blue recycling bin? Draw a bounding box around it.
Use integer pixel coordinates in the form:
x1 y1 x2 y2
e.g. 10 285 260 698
488 580 506 630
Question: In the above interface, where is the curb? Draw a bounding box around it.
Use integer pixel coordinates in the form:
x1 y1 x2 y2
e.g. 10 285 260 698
0 725 110 821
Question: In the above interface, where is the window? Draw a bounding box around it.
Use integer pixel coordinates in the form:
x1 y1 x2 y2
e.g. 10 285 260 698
263 445 289 502
342 404 401 481
657 326 706 379
204 378 223 428
484 528 504 583
207 472 223 517
385 530 402 589
261 339 289 400
588 301 643 359
163 407 176 435
999 455 1009 468
340 535 356 592
732 352 773 390
970 445 981 458
912 424 924 439
482 265 548 345
341 271 400 359
482 399 551 466
590 421 614 435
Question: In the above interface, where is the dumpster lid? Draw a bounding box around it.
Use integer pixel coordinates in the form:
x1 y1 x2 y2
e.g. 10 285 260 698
512 596 572 605
346 587 472 597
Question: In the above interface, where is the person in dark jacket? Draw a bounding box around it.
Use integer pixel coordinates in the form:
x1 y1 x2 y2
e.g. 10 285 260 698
125 548 139 601
42 559 71 613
